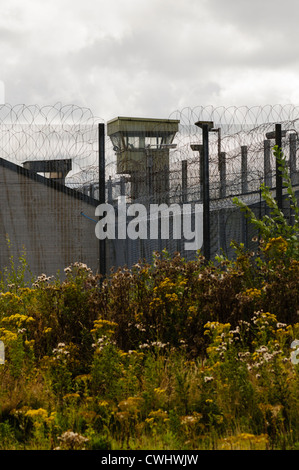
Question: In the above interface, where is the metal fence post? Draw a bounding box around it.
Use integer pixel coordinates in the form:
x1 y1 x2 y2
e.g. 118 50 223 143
146 151 153 205
202 124 210 261
219 152 226 253
107 176 113 204
182 160 188 204
264 139 272 189
98 123 106 278
219 152 226 199
275 123 283 210
241 146 248 194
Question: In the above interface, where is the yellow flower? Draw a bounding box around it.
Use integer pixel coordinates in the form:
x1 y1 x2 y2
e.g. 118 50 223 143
165 293 178 302
188 306 197 313
25 408 48 421
46 412 57 425
154 387 166 395
93 319 118 329
0 328 18 343
159 278 176 289
98 400 109 407
264 236 288 254
1 314 35 328
244 288 262 299
43 327 52 334
63 393 80 401
148 409 168 421
145 417 154 424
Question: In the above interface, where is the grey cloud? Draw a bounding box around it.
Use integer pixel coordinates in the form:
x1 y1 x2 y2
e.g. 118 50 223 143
2 0 299 120
206 0 298 31
0 26 26 45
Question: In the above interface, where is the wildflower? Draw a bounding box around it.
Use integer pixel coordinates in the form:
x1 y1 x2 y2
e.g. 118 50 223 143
159 277 176 289
165 292 178 302
181 412 202 425
204 376 214 383
154 388 166 395
25 408 48 420
243 288 262 299
56 431 89 450
188 306 197 313
135 323 146 331
276 322 287 329
256 346 268 353
63 393 80 401
230 326 240 335
43 327 52 334
264 236 288 255
151 341 169 349
238 351 250 361
147 409 168 422
33 273 54 285
98 400 109 407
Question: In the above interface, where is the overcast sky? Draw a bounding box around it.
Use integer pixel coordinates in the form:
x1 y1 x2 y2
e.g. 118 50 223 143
1 0 299 122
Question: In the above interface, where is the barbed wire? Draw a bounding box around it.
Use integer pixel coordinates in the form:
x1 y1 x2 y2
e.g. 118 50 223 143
0 103 298 202
167 104 299 204
0 103 107 188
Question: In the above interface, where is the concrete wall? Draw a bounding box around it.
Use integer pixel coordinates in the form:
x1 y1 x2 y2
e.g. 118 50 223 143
0 162 99 279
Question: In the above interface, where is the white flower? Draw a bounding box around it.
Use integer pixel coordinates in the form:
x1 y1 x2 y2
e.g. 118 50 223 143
204 376 214 383
276 322 287 329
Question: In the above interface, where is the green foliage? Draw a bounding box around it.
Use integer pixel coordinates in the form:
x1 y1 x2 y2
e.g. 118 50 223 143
0 237 33 291
232 146 299 260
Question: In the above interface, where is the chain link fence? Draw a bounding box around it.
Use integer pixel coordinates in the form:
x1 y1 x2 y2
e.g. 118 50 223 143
105 105 299 270
0 103 298 276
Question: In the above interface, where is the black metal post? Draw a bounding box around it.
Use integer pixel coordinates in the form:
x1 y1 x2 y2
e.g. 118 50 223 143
202 124 210 261
219 152 226 199
146 151 153 205
199 148 203 201
98 123 106 278
275 123 283 210
241 146 248 194
182 160 187 204
264 139 272 189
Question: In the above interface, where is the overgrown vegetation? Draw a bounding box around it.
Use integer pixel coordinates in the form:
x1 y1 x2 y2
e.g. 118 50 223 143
0 146 298 450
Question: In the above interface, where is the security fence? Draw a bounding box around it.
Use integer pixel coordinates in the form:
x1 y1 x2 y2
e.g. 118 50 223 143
0 103 298 277
104 105 299 271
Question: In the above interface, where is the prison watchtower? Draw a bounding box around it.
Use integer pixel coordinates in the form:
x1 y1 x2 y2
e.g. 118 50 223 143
107 116 179 204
